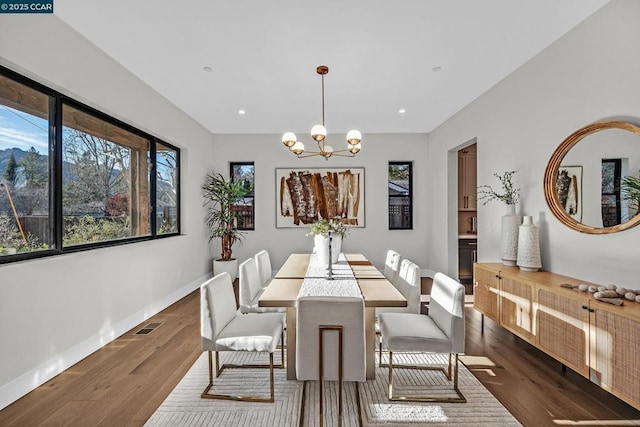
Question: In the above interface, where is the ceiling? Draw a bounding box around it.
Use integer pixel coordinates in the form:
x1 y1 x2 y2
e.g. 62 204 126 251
55 0 610 137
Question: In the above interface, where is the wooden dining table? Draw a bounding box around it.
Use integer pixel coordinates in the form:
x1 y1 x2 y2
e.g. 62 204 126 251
259 253 407 380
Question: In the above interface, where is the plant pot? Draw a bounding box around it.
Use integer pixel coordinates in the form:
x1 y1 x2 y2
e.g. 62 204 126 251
213 258 239 282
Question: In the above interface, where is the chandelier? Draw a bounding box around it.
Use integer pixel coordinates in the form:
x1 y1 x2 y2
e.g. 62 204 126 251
282 65 362 160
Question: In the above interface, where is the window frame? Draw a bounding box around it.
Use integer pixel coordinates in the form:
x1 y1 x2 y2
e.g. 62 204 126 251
0 64 180 264
388 161 413 230
230 161 255 231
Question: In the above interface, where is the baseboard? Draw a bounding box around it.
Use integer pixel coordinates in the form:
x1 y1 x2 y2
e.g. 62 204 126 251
0 272 212 411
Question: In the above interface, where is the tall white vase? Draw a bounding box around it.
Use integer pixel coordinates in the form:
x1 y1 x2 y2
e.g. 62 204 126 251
500 204 521 266
517 216 542 272
313 234 342 265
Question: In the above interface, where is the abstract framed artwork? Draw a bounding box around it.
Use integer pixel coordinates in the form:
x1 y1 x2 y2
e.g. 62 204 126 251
557 165 582 222
276 167 365 228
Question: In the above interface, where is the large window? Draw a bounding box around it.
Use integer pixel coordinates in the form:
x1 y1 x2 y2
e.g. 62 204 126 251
0 66 180 263
230 162 254 230
388 162 413 229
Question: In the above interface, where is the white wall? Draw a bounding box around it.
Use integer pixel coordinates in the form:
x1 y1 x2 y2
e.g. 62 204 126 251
0 16 215 408
210 133 429 272
426 0 640 287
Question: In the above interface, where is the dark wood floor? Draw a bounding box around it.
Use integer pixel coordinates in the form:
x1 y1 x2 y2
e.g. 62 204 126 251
1 284 639 426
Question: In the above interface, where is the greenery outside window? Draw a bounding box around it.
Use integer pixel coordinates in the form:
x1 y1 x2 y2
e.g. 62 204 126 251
230 162 254 230
388 161 413 229
0 65 180 263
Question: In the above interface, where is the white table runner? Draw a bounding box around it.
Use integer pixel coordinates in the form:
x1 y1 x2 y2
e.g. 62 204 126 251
297 253 363 298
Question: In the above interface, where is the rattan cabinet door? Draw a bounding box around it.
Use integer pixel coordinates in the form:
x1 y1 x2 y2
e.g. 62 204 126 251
499 273 535 341
589 304 640 410
537 288 589 377
473 264 499 321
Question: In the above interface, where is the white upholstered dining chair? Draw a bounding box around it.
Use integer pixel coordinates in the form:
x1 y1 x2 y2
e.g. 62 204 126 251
239 257 284 314
296 296 366 426
378 272 466 403
254 249 273 288
396 258 421 313
200 272 285 402
383 249 402 282
377 258 422 359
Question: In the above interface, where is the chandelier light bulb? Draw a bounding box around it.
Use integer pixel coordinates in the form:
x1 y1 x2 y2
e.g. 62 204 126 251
311 124 327 142
346 130 362 145
282 132 297 147
322 145 334 158
291 141 305 155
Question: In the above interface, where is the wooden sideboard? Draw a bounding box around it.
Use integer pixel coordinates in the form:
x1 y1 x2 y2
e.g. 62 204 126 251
473 263 640 411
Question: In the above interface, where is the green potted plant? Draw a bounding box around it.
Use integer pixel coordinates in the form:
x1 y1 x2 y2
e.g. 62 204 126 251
202 172 248 281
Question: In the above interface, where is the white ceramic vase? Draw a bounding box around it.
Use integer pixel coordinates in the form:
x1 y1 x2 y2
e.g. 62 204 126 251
500 204 521 266
314 234 342 265
517 216 542 272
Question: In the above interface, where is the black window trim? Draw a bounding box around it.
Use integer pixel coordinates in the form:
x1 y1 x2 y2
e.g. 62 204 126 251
0 64 181 265
388 160 413 230
230 161 255 231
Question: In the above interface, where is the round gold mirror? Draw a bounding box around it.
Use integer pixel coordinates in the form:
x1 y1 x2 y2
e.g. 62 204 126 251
543 121 640 234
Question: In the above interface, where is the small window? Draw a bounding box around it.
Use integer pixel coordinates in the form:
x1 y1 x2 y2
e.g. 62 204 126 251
388 162 413 229
231 162 254 230
601 158 622 227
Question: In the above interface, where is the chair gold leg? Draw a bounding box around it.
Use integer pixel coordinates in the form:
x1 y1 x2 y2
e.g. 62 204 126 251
201 332 285 403
388 351 466 403
318 327 324 427
318 325 345 427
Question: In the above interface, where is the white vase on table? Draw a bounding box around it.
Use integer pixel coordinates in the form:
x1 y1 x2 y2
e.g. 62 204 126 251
500 204 521 266
313 234 342 265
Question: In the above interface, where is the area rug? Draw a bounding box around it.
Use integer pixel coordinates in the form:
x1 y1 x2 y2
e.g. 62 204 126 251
146 351 521 426
145 352 302 427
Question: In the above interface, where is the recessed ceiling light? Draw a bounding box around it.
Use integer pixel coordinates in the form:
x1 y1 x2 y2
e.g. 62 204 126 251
203 66 213 72
238 110 246 115
398 108 406 114
432 66 442 72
